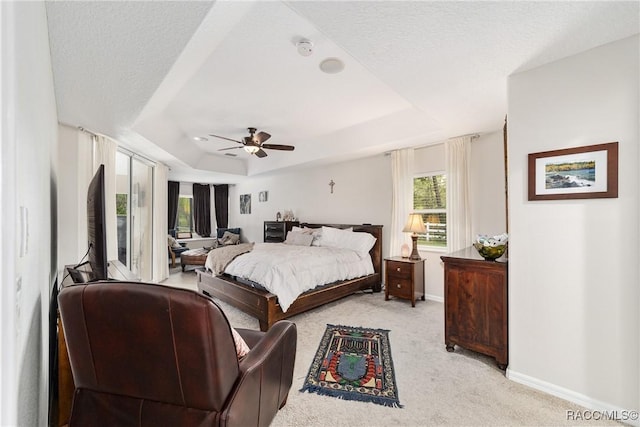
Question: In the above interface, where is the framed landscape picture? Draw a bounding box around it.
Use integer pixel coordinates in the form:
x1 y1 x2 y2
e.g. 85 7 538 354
528 142 618 201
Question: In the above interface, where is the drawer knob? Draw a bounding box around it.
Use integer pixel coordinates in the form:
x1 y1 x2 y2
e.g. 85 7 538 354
396 267 401 272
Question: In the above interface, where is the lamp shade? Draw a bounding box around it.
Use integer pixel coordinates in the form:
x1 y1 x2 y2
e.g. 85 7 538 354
244 145 260 154
402 213 426 234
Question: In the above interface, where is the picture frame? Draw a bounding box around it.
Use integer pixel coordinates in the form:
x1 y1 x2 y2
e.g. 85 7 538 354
259 191 268 202
240 194 251 214
528 142 618 201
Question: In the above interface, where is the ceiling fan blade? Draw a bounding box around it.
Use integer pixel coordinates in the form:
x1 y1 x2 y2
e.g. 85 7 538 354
209 134 243 144
262 144 295 151
255 131 271 143
218 146 242 151
254 148 268 158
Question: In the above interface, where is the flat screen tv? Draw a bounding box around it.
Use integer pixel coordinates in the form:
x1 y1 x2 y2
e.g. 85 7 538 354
86 164 108 281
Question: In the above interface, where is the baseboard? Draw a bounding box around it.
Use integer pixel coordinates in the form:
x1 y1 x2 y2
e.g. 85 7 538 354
425 294 443 303
507 369 639 426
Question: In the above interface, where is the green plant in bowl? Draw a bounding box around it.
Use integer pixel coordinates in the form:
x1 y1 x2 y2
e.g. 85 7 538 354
473 243 507 261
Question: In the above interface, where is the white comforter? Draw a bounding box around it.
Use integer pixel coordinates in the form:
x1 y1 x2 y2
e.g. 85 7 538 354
223 243 374 313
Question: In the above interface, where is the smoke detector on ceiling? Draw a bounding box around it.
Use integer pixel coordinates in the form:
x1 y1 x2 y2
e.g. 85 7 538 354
296 40 313 57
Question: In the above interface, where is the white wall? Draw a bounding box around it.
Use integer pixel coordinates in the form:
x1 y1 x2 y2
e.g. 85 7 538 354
0 2 58 425
469 131 508 237
228 155 393 256
507 35 639 416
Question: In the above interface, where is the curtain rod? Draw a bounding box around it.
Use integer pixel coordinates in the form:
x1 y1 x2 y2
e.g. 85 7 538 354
74 124 158 166
384 132 481 155
448 133 480 141
77 126 98 137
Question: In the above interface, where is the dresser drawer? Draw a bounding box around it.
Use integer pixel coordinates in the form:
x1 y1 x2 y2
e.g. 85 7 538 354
386 261 412 280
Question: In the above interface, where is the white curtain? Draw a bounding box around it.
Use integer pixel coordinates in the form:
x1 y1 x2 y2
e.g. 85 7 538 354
76 130 94 261
445 136 472 252
93 135 118 261
153 163 169 282
390 148 414 257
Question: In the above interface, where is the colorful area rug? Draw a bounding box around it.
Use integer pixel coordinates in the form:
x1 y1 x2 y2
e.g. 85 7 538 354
300 324 402 408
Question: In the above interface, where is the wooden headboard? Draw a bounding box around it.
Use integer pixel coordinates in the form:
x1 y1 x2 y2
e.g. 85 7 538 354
299 223 383 277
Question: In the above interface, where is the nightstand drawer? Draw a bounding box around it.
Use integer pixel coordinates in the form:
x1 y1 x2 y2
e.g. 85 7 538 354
386 261 412 280
387 278 413 299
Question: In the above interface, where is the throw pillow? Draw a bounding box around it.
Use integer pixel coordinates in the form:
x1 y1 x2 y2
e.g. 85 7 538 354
168 235 181 249
292 226 323 246
231 327 250 359
219 230 240 246
284 231 314 246
217 227 241 239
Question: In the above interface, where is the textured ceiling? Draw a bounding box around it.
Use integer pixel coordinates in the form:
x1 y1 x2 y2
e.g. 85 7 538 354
46 1 640 183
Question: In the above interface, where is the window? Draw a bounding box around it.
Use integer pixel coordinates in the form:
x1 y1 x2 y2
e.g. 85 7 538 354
413 173 447 248
176 196 193 233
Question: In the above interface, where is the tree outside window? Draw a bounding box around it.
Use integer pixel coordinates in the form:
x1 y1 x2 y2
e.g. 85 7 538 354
413 174 447 248
176 196 193 233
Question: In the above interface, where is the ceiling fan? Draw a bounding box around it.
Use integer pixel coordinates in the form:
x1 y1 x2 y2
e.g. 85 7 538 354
209 127 295 158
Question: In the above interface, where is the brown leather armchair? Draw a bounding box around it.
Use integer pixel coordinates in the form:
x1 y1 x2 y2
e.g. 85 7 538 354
58 281 297 426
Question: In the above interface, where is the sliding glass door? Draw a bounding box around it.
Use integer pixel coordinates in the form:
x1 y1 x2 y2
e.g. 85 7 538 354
116 150 154 281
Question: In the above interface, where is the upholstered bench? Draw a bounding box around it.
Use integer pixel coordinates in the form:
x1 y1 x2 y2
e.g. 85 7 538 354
180 248 210 272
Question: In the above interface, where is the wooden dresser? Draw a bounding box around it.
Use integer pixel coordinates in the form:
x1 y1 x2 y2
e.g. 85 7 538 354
384 257 425 307
440 247 508 369
263 221 299 242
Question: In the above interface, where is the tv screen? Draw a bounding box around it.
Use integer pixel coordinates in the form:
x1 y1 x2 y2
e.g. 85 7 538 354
86 164 108 281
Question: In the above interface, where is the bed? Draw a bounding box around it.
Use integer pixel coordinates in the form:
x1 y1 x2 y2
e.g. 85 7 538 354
196 223 382 331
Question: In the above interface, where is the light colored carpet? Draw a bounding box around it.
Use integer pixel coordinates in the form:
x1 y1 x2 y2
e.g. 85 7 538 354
163 271 620 426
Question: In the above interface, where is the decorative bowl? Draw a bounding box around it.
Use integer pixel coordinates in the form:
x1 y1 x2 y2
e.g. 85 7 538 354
473 243 507 261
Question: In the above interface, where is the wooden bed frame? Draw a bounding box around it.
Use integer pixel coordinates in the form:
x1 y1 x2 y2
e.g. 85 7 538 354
196 223 383 331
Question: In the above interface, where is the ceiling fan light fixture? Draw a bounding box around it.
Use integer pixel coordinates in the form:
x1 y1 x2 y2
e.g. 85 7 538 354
244 145 260 154
193 136 208 142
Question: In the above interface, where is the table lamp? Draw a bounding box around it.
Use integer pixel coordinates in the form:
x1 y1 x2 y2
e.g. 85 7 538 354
402 213 426 260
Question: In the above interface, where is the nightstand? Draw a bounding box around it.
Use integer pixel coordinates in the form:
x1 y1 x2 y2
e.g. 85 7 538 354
263 221 299 242
384 257 425 307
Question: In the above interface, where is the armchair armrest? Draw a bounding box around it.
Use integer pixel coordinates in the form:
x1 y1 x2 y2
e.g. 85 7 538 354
221 321 297 426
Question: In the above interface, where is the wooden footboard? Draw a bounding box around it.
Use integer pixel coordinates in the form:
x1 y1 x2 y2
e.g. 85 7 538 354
196 224 383 331
197 270 380 331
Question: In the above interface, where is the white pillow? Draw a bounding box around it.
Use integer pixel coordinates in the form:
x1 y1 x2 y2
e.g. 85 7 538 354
319 226 351 246
284 231 314 246
321 226 374 256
